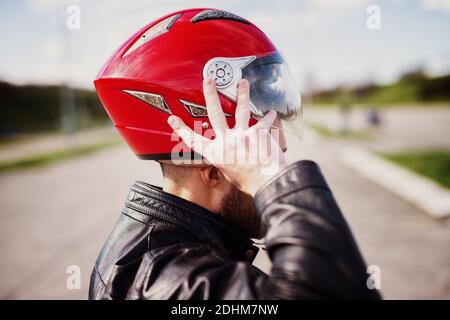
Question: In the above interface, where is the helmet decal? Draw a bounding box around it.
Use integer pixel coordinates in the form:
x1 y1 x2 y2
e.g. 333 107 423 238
123 14 182 58
180 99 232 118
180 99 208 117
123 90 172 114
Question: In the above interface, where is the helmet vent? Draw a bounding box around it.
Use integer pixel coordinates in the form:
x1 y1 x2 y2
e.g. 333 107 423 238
180 99 208 117
180 99 232 118
191 10 248 24
124 90 172 114
123 14 181 58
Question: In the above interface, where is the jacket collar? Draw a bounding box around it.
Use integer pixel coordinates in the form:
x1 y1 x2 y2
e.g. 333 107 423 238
125 181 259 262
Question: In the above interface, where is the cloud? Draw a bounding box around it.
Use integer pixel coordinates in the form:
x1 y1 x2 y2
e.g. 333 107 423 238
421 0 450 13
307 0 371 9
6 0 448 90
40 37 65 60
425 51 450 76
28 0 67 12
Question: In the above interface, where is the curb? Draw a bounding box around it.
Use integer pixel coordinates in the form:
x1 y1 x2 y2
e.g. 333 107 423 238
339 147 450 218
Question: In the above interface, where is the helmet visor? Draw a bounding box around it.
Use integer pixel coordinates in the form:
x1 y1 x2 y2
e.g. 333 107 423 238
241 52 303 139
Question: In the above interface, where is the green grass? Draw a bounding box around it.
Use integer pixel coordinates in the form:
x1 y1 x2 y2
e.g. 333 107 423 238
366 81 420 104
381 150 450 189
0 138 122 173
310 73 450 105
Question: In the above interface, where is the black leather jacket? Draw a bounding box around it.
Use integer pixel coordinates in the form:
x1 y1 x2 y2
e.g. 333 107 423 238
89 161 381 299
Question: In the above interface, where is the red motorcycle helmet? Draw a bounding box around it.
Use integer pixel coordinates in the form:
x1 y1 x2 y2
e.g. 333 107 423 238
95 8 302 161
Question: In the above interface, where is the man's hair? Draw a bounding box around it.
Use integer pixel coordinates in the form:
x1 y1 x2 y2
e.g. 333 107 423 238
159 161 189 183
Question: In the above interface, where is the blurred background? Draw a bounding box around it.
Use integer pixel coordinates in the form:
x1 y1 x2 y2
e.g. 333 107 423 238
0 0 449 299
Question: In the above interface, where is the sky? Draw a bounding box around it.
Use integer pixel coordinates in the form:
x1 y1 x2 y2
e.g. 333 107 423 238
0 0 450 91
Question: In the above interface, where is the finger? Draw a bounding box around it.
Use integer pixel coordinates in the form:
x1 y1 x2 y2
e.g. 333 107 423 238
252 110 277 130
168 116 210 155
203 78 229 133
235 79 251 130
247 127 259 165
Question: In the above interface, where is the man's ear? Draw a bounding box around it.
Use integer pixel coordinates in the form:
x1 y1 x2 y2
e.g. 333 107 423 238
198 166 224 188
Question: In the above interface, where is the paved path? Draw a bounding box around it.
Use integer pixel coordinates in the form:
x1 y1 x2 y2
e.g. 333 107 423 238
290 139 450 299
0 144 148 299
0 107 449 299
306 106 450 150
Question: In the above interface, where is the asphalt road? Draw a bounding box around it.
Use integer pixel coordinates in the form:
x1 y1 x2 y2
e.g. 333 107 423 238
1 107 449 299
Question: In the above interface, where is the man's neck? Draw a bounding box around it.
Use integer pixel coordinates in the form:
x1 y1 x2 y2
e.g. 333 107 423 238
162 180 218 213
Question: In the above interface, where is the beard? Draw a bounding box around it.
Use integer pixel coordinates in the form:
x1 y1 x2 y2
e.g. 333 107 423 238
218 185 261 239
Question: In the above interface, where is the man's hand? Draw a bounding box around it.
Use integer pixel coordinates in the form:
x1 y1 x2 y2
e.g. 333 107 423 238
167 78 287 196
